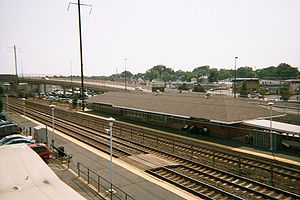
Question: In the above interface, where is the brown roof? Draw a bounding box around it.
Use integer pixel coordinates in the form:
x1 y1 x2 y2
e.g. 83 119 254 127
87 91 282 124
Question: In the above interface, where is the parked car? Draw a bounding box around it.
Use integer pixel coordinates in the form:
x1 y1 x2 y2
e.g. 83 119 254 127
29 143 52 161
0 134 33 145
135 87 143 91
3 138 35 145
0 122 20 139
0 113 6 121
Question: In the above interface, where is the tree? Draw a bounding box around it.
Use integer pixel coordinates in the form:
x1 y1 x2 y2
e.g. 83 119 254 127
208 69 219 83
280 88 291 101
180 72 195 82
0 98 3 112
174 70 186 81
256 66 277 78
178 83 189 91
192 66 210 77
193 84 205 92
133 73 145 80
0 85 3 94
239 81 249 97
237 67 255 78
120 71 133 78
218 69 233 80
277 63 299 78
144 65 174 82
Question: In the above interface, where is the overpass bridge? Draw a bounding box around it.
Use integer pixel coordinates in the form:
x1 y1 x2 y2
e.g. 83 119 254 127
0 74 151 94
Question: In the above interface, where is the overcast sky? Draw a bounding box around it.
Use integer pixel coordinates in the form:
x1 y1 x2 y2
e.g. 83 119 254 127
0 0 299 76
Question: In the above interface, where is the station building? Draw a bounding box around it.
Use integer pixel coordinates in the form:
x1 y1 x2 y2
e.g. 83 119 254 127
86 91 283 139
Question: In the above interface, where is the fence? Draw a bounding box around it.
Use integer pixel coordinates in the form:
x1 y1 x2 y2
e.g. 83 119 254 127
77 162 135 200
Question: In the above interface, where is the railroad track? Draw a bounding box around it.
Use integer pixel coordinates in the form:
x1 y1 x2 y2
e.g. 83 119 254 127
25 100 300 192
5 99 300 199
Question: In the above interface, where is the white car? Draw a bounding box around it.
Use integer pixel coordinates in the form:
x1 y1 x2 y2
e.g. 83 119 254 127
0 134 33 145
135 87 143 91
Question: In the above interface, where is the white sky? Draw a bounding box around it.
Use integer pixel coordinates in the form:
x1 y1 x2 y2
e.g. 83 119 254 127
0 0 299 76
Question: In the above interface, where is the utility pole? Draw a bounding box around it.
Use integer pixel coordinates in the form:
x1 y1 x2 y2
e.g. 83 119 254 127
8 45 21 95
68 1 92 111
70 62 74 96
234 56 238 98
124 58 127 91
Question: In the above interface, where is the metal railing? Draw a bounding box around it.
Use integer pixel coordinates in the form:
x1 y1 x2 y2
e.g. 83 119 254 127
77 162 135 200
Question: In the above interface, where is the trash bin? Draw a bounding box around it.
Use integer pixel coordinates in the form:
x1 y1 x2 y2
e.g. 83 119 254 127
57 146 65 157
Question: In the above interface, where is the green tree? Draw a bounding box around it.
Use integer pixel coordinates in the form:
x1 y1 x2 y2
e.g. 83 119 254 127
133 73 145 79
120 71 133 78
144 65 174 82
256 66 277 78
192 66 210 77
218 69 233 80
280 88 291 101
237 67 255 78
239 81 249 97
0 98 3 112
277 63 299 78
193 84 205 92
0 85 3 94
208 69 219 83
174 70 186 81
178 83 189 91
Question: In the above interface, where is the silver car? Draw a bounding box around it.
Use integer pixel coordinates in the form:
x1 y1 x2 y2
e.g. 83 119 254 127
0 134 34 145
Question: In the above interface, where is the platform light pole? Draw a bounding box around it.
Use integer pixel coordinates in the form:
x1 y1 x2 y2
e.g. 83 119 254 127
234 56 238 98
107 117 115 199
268 102 274 151
49 104 56 145
22 98 26 118
6 94 9 114
297 88 299 118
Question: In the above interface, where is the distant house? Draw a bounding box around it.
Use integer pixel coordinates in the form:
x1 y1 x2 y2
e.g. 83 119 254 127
284 79 300 95
150 79 165 92
190 77 197 83
199 75 209 84
232 78 259 94
260 79 288 94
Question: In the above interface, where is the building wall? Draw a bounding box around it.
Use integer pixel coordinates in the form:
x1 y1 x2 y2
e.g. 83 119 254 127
87 102 251 139
236 80 259 93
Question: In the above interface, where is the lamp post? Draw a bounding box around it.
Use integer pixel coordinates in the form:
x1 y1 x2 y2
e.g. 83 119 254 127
6 94 9 115
22 98 26 118
296 88 299 117
107 117 115 199
268 102 274 151
234 56 238 98
49 104 56 145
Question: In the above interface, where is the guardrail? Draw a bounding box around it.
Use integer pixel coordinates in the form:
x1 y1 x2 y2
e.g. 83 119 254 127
77 162 135 200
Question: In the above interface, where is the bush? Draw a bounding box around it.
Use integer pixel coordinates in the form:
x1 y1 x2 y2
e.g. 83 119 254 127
193 84 205 92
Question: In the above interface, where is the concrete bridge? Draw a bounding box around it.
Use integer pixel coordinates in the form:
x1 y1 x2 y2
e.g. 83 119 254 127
0 74 151 94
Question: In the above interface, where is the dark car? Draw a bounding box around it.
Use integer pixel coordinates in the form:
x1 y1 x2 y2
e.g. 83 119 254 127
3 138 35 145
0 122 20 139
0 114 6 121
29 143 52 161
0 134 33 145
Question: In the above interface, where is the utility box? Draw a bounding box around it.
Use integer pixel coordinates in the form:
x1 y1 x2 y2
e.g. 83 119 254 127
34 125 48 144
